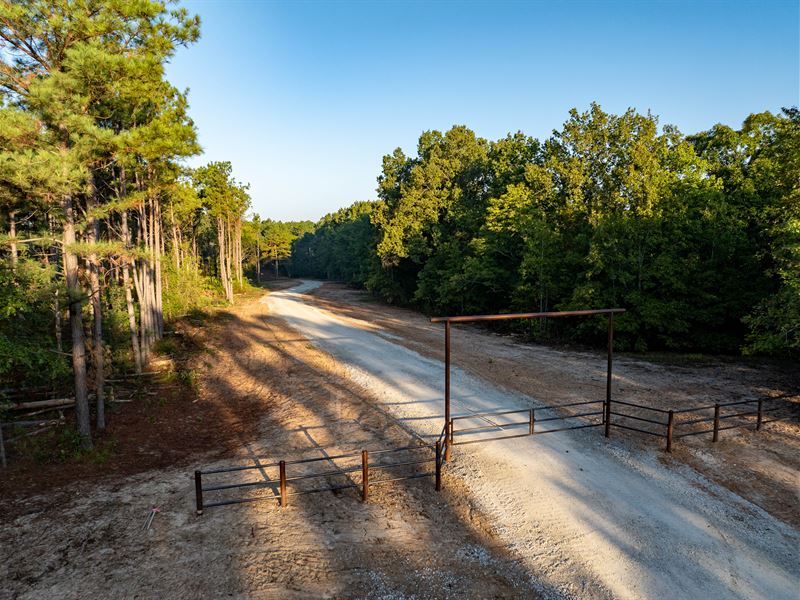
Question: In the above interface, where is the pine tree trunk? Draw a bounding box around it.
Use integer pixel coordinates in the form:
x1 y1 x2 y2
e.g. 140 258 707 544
136 194 156 364
54 289 62 352
217 216 232 302
170 203 180 270
0 416 6 468
192 233 198 273
153 195 164 337
236 218 243 287
177 227 183 269
63 194 92 448
229 221 235 297
138 204 149 362
49 212 63 352
224 218 233 300
9 210 17 268
256 236 261 282
121 207 142 374
86 175 105 430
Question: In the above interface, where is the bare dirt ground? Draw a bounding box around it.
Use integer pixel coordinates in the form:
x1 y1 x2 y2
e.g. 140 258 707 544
305 282 800 529
0 283 537 599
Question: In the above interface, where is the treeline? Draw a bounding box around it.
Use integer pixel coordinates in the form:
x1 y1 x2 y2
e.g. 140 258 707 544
292 201 377 283
293 105 799 357
0 2 252 448
244 217 313 281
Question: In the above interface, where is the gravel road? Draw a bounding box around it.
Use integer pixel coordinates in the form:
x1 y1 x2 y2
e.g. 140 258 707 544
266 280 799 600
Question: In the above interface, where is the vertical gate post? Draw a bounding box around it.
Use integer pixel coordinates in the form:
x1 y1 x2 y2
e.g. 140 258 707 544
444 320 451 461
529 408 535 435
435 440 442 491
712 404 720 442
361 450 369 502
279 460 287 508
604 314 614 438
194 470 204 516
666 410 674 453
756 399 763 431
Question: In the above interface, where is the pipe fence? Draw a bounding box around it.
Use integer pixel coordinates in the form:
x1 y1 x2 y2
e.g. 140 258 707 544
194 443 440 514
193 309 797 516
448 399 604 446
430 309 797 456
672 397 796 443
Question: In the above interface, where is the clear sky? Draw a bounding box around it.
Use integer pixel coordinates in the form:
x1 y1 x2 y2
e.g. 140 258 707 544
165 0 800 222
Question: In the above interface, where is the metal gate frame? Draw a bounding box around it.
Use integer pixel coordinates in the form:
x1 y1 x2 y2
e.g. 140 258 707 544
430 308 626 458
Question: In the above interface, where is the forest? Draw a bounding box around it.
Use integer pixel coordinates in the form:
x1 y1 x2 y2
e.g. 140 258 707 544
292 106 799 357
0 1 291 452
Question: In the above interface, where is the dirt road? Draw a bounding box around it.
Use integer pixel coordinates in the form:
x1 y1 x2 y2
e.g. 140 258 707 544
267 280 799 599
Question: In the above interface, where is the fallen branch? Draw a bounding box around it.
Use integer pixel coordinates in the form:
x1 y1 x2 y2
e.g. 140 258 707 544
7 425 54 443
11 396 137 412
1 418 64 428
14 406 67 419
10 398 75 411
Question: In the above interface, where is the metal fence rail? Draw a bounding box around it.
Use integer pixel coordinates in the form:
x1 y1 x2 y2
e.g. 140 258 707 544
449 400 604 446
194 443 440 514
605 400 672 448
672 397 797 443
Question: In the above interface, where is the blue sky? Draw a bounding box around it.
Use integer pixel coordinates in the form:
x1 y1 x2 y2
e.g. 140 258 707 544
166 0 800 222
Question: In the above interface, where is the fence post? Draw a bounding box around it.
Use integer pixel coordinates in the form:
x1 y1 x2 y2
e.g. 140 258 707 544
435 440 442 492
444 320 451 461
604 313 614 438
666 410 674 453
194 470 203 516
279 460 287 508
529 408 535 435
712 404 720 442
756 399 763 431
361 450 369 502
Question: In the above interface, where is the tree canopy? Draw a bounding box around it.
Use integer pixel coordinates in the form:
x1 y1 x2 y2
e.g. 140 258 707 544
292 104 799 357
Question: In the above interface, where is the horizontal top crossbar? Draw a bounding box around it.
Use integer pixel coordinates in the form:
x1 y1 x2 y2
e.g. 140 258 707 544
430 308 625 323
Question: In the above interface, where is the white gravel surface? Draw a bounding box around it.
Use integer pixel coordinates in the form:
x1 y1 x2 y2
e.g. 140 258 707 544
265 280 799 600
